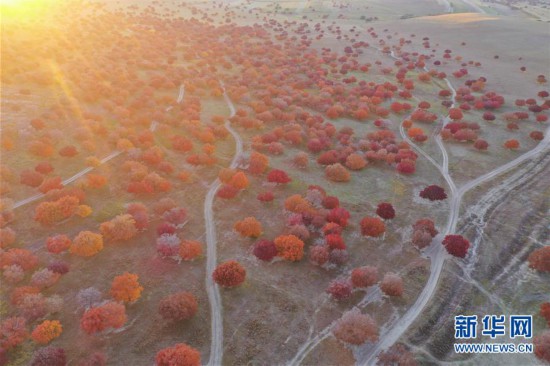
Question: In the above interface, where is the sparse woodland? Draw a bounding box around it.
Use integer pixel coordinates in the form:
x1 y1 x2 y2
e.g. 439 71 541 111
0 0 549 365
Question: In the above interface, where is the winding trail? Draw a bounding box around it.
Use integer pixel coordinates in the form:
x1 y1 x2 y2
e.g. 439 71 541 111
204 80 242 366
12 84 185 210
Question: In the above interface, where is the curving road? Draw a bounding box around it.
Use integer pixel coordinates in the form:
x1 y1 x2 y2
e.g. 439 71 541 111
360 51 460 365
12 84 185 210
204 80 242 366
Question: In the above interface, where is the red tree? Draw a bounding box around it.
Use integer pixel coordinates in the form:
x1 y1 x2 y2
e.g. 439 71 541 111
396 160 416 174
267 169 291 184
419 185 447 201
360 216 385 237
212 261 246 287
257 191 275 202
503 139 520 150
59 146 78 157
326 279 352 300
80 302 127 334
163 208 187 226
326 207 350 227
132 211 149 230
0 316 28 350
20 169 44 188
326 234 346 250
332 308 378 345
35 162 54 175
252 239 277 261
377 343 418 366
0 248 39 271
376 202 395 220
351 266 378 288
309 245 330 266
0 227 16 248
86 174 107 189
530 131 544 141
322 196 340 209
380 273 404 296
528 247 550 272
473 139 489 151
158 292 198 322
157 223 176 236
534 331 550 363
413 218 438 237
317 150 339 165
448 108 463 120
483 112 495 121
172 136 193 152
156 343 201 366
329 249 349 265
442 234 470 258
216 184 239 199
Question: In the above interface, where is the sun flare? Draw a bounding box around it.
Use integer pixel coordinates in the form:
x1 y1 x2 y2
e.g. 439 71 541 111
0 0 62 18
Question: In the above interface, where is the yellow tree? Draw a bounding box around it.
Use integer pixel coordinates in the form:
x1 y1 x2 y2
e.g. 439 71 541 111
70 231 103 257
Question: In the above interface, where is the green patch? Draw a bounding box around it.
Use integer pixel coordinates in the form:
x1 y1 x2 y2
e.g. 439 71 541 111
93 199 125 223
5 341 33 366
201 98 230 123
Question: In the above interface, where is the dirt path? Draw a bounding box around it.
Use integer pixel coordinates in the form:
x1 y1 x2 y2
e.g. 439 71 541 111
11 84 185 210
204 81 242 366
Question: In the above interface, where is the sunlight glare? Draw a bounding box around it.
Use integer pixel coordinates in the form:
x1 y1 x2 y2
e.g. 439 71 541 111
0 0 62 19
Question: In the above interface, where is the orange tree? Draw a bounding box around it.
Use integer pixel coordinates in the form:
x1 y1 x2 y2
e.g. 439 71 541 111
110 272 143 303
274 234 304 261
